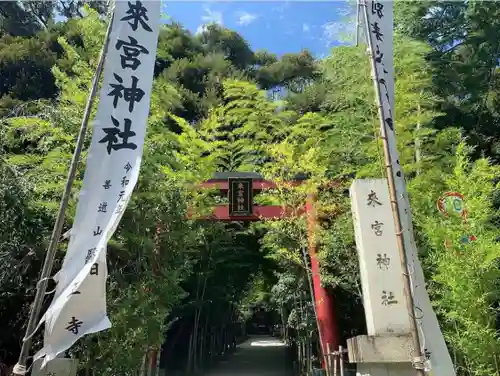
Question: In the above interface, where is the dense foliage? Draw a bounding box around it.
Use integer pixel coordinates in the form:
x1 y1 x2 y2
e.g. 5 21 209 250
1 2 500 376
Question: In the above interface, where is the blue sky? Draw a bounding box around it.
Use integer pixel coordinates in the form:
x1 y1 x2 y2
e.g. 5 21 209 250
162 1 357 57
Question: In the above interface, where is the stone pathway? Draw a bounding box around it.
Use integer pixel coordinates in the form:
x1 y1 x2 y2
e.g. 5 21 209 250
204 336 293 376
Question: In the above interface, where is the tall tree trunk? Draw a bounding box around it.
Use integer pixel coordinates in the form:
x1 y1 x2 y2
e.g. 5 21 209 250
188 235 212 374
192 268 209 372
187 276 201 373
197 324 204 371
280 305 287 339
186 331 194 374
209 328 216 365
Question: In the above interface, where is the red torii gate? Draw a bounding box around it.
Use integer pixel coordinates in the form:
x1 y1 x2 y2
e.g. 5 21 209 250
191 172 339 366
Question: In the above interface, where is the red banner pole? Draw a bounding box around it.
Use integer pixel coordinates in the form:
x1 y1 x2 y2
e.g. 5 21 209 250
306 193 339 369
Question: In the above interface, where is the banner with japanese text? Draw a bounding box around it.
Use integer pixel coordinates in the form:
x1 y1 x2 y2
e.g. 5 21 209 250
364 1 456 374
34 0 161 367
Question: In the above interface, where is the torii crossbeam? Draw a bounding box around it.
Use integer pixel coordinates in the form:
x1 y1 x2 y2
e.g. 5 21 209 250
194 172 306 221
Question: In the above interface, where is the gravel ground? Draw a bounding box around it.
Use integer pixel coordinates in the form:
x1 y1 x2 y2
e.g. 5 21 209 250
204 336 293 376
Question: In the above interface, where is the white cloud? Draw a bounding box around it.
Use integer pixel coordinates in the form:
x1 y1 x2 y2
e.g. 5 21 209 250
322 22 341 40
271 2 290 14
196 6 223 35
201 6 223 25
319 2 357 47
237 11 258 26
271 2 289 20
302 23 310 32
196 24 208 35
321 20 355 47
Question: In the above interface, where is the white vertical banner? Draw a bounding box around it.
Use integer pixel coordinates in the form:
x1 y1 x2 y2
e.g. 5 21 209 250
350 179 411 336
35 0 162 367
366 0 394 113
364 1 456 375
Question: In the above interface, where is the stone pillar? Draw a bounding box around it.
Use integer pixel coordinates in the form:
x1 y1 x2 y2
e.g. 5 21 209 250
349 179 416 375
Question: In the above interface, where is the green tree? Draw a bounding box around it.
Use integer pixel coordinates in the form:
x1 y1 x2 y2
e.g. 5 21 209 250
0 1 49 37
395 0 500 162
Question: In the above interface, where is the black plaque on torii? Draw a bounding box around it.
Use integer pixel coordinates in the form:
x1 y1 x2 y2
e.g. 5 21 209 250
228 178 253 216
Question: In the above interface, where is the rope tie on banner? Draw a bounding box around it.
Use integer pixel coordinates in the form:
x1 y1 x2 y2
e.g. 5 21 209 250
418 320 430 372
412 356 426 370
12 360 35 376
12 364 27 376
406 263 425 318
11 277 56 375
410 306 425 321
19 276 57 344
387 180 407 204
37 277 57 295
22 318 44 343
406 263 415 278
403 264 413 278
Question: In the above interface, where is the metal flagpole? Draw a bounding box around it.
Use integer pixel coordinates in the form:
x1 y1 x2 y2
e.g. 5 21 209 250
360 1 426 375
355 0 360 46
12 13 115 376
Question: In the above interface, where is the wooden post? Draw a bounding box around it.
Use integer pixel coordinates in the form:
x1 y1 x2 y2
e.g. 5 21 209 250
147 348 158 376
333 348 338 376
139 352 147 376
326 343 333 376
306 193 340 368
339 346 344 376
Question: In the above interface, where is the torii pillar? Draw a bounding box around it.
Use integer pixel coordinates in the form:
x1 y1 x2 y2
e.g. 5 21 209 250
306 193 339 365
